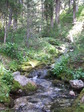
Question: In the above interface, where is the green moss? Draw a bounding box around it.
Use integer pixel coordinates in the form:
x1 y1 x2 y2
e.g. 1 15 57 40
11 80 22 92
22 83 37 93
19 60 45 72
19 65 33 72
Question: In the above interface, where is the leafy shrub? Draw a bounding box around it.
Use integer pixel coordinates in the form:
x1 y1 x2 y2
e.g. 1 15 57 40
52 55 69 77
52 55 84 80
0 64 12 103
0 42 23 60
70 68 84 79
0 63 13 88
1 71 13 88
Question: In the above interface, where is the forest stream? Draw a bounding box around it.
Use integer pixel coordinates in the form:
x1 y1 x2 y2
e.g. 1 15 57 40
10 68 76 112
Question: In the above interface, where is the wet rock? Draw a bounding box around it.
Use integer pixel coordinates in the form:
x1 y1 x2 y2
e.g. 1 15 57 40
14 97 28 109
28 69 51 79
50 98 74 112
13 71 20 76
69 80 84 89
51 89 84 112
52 79 64 87
13 71 36 86
14 97 45 112
69 90 75 96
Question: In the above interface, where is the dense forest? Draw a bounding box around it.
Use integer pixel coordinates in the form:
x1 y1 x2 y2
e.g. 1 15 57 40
0 0 84 112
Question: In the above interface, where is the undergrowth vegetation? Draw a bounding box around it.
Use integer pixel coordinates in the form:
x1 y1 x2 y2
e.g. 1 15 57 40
0 42 23 60
0 64 13 103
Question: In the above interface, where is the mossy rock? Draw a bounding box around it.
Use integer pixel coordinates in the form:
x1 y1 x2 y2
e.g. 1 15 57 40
11 80 22 92
22 60 40 67
19 65 33 72
22 82 37 94
19 60 43 72
51 89 84 112
11 80 37 94
0 82 10 105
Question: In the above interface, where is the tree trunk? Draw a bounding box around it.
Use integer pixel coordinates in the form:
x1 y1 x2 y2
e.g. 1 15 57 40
69 0 71 10
8 8 12 30
4 20 7 44
26 19 30 47
41 0 44 19
76 0 79 12
51 16 54 28
26 0 30 47
55 0 60 24
73 0 76 23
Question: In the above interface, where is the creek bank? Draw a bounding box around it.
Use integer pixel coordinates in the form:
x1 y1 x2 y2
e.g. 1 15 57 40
51 89 84 112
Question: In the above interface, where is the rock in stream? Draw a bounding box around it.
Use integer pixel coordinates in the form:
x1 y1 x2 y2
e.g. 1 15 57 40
11 69 75 112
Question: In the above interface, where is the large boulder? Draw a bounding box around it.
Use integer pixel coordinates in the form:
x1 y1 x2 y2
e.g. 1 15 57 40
69 80 84 89
12 71 37 94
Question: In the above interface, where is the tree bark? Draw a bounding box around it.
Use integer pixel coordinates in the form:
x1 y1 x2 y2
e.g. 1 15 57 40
69 0 71 10
76 0 79 12
51 16 54 28
55 0 60 24
26 0 30 47
8 8 12 30
73 0 76 23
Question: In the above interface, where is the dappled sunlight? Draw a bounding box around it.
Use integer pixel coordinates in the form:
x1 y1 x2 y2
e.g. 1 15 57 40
67 21 84 42
80 9 84 16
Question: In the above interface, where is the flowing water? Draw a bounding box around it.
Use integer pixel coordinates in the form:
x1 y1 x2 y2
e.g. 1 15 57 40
11 69 75 112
